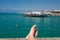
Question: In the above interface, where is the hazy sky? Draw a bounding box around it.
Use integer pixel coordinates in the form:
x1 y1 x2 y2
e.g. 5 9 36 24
0 0 60 12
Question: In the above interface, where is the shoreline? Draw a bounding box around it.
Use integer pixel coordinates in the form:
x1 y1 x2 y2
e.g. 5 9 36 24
0 38 60 40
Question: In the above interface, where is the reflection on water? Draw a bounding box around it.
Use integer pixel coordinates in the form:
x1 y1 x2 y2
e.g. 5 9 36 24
23 16 60 37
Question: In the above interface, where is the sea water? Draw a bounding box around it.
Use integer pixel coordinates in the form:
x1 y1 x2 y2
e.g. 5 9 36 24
0 13 60 38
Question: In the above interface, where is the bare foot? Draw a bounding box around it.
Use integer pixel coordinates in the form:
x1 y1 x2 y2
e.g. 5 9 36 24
26 25 38 40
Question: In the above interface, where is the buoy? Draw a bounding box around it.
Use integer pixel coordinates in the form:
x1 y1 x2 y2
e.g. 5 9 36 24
16 24 19 27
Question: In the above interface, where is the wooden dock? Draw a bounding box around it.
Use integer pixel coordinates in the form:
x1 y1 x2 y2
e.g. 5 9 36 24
0 38 60 40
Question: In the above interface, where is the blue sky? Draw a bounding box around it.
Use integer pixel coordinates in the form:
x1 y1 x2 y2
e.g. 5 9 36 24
0 0 60 12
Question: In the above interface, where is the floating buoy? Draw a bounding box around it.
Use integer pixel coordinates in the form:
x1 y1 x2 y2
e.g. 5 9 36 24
16 24 19 27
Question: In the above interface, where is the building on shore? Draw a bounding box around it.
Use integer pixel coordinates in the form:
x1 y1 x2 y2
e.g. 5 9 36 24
24 10 60 17
24 11 53 17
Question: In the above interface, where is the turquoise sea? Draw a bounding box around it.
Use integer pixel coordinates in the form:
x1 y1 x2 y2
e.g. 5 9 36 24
0 13 60 38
